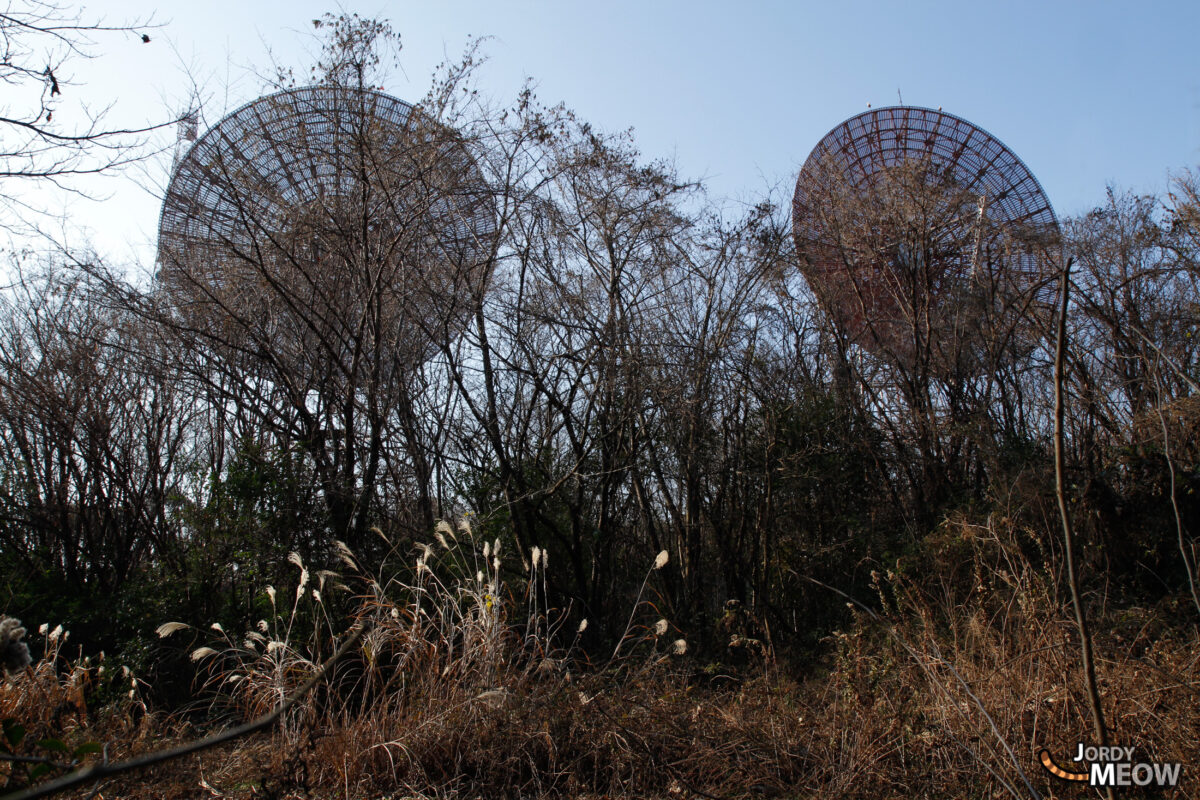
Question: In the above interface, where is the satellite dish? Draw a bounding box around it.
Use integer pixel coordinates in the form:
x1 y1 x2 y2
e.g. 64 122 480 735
792 106 1059 376
156 86 496 376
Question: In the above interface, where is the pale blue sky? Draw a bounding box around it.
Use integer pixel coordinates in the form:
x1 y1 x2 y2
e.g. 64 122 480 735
32 1 1200 264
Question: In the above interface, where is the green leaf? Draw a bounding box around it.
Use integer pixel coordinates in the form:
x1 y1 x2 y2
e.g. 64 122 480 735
34 738 67 753
72 741 103 758
2 719 24 748
29 762 52 781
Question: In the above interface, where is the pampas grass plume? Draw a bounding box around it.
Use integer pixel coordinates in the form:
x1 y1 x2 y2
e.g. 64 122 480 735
156 622 189 638
334 540 358 570
190 646 218 662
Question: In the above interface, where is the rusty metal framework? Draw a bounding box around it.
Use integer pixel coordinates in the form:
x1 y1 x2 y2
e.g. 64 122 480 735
792 106 1059 375
156 86 495 368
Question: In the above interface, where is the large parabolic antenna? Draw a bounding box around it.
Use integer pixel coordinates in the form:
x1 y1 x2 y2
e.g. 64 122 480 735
792 106 1059 376
157 86 496 373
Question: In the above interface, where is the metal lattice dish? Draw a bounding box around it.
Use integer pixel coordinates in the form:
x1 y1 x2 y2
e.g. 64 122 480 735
157 86 496 373
792 106 1059 376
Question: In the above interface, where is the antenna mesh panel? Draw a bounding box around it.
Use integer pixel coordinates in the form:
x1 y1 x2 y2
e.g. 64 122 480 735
156 86 495 370
792 106 1059 374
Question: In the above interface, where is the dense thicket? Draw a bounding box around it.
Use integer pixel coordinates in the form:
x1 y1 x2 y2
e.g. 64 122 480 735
1 21 1198 707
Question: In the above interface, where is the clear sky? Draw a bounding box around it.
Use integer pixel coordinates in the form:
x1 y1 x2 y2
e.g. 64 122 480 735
23 0 1200 265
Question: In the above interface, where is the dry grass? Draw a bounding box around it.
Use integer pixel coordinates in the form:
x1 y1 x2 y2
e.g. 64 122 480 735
5 516 1199 798
0 623 164 792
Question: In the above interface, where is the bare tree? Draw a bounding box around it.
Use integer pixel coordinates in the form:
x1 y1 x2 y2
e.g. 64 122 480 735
1064 186 1200 612
0 262 190 605
1068 190 1199 430
150 17 495 552
0 0 175 232
795 152 1060 522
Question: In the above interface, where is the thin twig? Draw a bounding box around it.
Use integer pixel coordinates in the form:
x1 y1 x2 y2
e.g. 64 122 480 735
1052 256 1114 800
1153 361 1200 616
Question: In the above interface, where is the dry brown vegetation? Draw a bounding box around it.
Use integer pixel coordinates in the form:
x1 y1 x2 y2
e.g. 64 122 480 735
2 11 1199 800
4 514 1197 799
